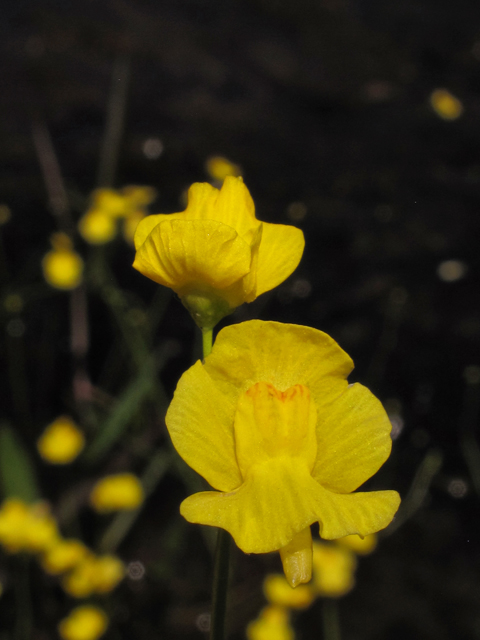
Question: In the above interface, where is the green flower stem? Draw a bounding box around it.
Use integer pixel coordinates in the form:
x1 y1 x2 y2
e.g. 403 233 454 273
210 528 231 640
322 599 341 640
202 328 213 359
201 325 231 640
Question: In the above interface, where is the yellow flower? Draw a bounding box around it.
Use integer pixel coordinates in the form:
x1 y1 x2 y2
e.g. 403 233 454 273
337 533 377 555
205 155 242 182
78 186 156 245
37 416 85 464
311 541 356 597
247 606 294 640
0 499 59 554
89 473 144 512
430 89 463 120
122 210 145 245
62 554 125 597
263 574 314 609
42 233 83 290
133 177 305 329
41 538 89 575
58 605 108 640
166 320 400 587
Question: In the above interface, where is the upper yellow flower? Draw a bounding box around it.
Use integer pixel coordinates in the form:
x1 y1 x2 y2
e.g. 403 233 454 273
133 178 305 329
37 416 85 464
166 321 400 587
42 233 84 290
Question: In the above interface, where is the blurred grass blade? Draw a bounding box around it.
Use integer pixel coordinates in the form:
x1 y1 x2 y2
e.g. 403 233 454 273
85 356 157 463
0 423 39 503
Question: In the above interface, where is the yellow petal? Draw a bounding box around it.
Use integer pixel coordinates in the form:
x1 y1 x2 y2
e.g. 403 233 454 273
312 383 393 493
204 320 353 401
255 223 305 296
181 457 320 553
316 489 401 540
166 361 241 492
132 219 252 292
180 456 400 553
279 526 313 587
214 176 258 239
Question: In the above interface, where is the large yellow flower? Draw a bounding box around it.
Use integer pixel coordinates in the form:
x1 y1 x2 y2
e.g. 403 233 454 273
133 178 304 329
166 321 400 586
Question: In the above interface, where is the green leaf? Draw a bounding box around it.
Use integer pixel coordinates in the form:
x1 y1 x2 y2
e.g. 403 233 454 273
0 423 39 503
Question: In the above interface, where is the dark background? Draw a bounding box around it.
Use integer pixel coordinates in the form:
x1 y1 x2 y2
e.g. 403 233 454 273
1 0 480 638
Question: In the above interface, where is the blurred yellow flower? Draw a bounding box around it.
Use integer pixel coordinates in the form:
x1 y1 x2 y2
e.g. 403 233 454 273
166 320 400 587
41 538 89 575
37 416 85 464
58 605 108 640
123 210 145 245
311 541 356 597
133 177 305 329
430 89 463 120
89 473 144 513
78 210 117 244
78 186 156 245
0 499 58 554
205 155 242 182
247 606 294 640
62 554 125 598
337 533 377 555
42 233 83 290
263 574 314 609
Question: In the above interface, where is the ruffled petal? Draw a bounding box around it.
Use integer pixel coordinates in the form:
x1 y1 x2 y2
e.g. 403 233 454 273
166 361 241 492
180 456 400 553
255 223 305 296
312 383 393 493
316 488 401 540
180 458 318 553
132 219 252 292
203 321 353 403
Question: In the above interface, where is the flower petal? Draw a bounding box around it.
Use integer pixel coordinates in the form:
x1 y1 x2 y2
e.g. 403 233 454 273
204 320 353 403
133 219 252 292
316 488 401 540
255 222 305 296
166 361 241 492
180 456 400 553
214 176 259 239
312 383 393 493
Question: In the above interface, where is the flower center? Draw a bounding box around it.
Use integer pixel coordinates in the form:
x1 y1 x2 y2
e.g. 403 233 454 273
233 381 317 479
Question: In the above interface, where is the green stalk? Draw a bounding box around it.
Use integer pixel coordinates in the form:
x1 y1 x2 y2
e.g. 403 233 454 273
322 599 341 640
202 326 231 640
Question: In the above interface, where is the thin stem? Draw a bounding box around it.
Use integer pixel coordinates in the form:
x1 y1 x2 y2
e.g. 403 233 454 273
210 529 231 640
202 328 213 359
202 325 230 640
322 599 341 640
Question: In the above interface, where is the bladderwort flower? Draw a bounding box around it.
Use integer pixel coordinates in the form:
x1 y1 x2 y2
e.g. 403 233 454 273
37 416 85 464
133 177 305 330
89 473 144 513
166 320 400 587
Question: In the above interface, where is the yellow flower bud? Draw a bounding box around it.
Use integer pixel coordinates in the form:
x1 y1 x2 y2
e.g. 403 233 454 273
336 533 377 555
311 541 356 598
42 233 83 290
37 416 85 464
0 499 59 554
78 209 117 245
89 473 144 513
263 574 314 609
430 89 463 120
205 156 242 181
247 606 294 640
41 538 89 574
58 606 108 640
62 554 125 597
